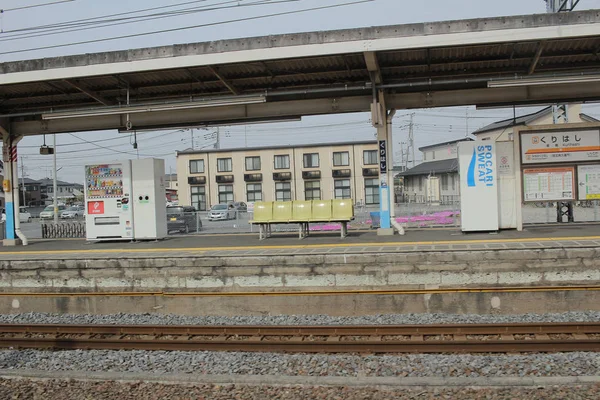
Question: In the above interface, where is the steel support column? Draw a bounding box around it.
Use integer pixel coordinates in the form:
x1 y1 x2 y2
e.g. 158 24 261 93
0 120 24 245
373 91 395 235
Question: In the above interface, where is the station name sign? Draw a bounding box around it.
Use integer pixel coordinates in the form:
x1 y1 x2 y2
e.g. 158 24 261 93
521 129 600 164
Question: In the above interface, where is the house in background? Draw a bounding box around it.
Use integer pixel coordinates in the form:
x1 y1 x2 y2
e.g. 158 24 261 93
165 173 179 203
19 178 84 206
472 104 593 141
398 138 472 204
398 103 597 204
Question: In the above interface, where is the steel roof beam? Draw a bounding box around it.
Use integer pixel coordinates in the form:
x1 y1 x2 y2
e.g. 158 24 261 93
207 66 240 95
63 80 115 106
528 42 546 75
364 51 382 85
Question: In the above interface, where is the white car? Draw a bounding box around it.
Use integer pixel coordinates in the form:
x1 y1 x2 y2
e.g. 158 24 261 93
1 207 32 223
39 205 67 220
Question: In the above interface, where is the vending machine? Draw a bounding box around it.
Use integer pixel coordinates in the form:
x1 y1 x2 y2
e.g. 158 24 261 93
84 158 167 241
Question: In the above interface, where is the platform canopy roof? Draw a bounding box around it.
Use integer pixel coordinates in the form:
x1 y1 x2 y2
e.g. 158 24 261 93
2 9 600 135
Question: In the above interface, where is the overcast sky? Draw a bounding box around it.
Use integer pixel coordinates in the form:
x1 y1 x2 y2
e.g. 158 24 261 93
2 0 600 183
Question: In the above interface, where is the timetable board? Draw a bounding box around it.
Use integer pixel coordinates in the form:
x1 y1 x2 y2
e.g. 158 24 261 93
523 167 575 202
577 165 600 200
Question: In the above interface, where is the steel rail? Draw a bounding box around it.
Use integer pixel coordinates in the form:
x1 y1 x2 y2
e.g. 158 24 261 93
1 322 599 335
0 323 598 353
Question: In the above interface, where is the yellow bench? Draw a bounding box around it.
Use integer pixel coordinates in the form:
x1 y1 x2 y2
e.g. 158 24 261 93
250 199 354 240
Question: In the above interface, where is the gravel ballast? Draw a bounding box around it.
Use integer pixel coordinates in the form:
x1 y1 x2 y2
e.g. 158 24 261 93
1 310 599 326
0 379 599 400
0 350 599 378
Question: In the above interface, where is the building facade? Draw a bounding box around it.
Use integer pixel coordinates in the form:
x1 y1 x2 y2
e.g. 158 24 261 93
18 178 84 206
400 138 471 204
176 141 379 210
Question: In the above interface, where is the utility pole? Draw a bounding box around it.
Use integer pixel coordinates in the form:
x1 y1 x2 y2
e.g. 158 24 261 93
408 114 415 168
215 127 221 150
190 129 195 150
53 134 58 224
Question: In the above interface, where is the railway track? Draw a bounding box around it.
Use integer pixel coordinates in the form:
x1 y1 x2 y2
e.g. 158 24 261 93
0 322 599 353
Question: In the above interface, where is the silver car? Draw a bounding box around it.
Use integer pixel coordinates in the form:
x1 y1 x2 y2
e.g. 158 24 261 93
207 204 235 221
61 205 84 219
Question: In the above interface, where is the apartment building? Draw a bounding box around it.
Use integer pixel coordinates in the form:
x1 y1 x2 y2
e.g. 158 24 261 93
176 141 379 210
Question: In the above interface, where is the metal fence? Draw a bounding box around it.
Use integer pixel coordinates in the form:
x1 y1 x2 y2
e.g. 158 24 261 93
522 201 600 224
166 201 463 237
41 222 86 238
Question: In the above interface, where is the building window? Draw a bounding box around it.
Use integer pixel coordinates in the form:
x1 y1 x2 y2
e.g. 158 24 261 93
333 152 349 166
274 155 290 169
247 183 262 202
303 153 319 168
441 175 449 191
334 179 351 199
275 182 292 201
217 158 232 173
191 186 206 211
245 156 261 171
189 159 205 174
304 181 321 200
364 178 379 205
419 176 423 191
452 174 456 191
363 150 377 165
218 184 234 203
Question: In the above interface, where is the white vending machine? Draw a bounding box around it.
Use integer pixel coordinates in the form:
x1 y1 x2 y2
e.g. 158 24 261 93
131 158 167 240
84 158 167 241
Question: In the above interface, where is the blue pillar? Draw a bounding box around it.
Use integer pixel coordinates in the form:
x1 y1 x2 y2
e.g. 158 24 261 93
2 133 17 242
378 139 391 229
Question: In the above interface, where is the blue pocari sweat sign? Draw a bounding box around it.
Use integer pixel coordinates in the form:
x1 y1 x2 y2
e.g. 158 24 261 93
466 145 495 188
459 142 499 232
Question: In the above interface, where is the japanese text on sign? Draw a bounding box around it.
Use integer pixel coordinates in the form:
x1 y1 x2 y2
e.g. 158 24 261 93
523 167 575 202
521 129 600 164
379 140 387 173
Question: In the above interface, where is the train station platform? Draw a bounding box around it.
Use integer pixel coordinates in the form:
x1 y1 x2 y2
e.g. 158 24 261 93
0 224 599 317
0 224 599 261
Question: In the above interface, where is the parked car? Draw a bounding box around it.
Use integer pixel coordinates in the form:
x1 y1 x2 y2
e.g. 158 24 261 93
61 205 84 219
167 206 201 233
39 204 67 220
207 204 236 221
1 207 32 223
227 201 248 213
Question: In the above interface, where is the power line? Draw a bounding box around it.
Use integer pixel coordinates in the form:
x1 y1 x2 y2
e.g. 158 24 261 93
3 0 223 33
0 0 374 56
1 0 299 43
0 0 74 13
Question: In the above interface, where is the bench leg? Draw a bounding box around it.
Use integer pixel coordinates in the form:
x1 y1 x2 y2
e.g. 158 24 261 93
341 222 348 238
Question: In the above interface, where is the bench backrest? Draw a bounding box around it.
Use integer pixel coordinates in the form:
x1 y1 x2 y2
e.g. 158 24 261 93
332 199 354 220
272 201 293 222
292 200 312 220
252 199 353 223
311 200 332 220
253 201 272 223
